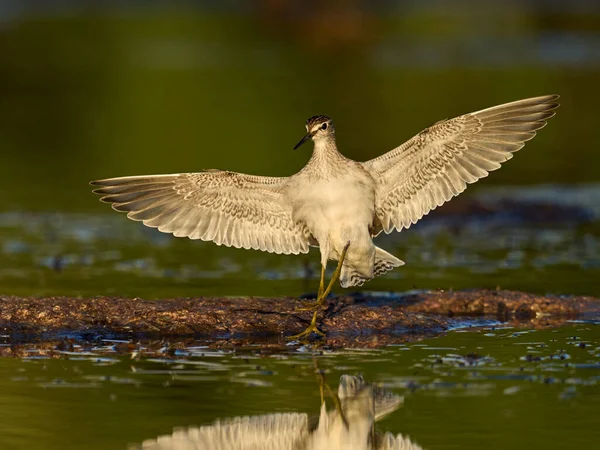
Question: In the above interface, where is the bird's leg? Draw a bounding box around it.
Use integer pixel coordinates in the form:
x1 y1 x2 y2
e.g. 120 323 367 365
313 359 349 429
289 309 325 339
320 241 350 302
324 382 349 430
313 358 326 405
318 263 326 299
319 378 325 406
289 243 350 339
297 264 327 311
299 242 350 312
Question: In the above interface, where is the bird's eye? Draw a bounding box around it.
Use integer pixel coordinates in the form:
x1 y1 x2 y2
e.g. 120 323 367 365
321 123 328 130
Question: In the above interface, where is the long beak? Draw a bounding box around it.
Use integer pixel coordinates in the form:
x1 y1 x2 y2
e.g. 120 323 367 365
293 132 313 150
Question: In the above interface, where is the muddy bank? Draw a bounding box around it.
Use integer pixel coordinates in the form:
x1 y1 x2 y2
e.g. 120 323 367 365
0 294 446 341
1 290 598 348
404 289 600 318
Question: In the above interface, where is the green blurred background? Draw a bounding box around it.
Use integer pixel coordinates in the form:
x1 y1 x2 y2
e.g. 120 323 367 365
1 0 598 211
0 0 599 299
1 4 600 450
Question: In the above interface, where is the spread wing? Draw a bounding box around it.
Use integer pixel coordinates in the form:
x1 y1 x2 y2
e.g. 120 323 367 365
362 95 559 234
379 433 425 450
91 171 312 255
134 413 309 450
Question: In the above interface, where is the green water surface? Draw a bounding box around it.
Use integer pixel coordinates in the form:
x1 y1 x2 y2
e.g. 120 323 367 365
1 325 599 450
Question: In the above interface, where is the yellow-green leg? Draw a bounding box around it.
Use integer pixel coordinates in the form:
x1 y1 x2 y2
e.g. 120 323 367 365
318 264 325 298
317 370 325 405
314 362 348 428
319 380 324 406
297 264 326 311
321 242 350 301
289 242 351 339
324 380 349 429
289 309 326 339
313 357 326 405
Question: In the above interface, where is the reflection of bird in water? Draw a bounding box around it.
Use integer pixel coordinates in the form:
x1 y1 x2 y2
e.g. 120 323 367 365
133 375 423 450
92 95 558 338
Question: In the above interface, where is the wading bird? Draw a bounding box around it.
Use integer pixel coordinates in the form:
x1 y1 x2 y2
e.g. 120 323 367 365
92 95 559 338
132 375 421 450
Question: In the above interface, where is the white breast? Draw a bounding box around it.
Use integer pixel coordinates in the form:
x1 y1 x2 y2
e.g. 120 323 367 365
288 169 376 258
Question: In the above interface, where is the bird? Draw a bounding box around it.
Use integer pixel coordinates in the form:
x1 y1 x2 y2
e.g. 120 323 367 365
131 374 423 450
91 94 559 338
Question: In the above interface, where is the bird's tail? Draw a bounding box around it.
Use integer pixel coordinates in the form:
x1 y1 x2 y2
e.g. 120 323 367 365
338 375 403 421
339 247 404 288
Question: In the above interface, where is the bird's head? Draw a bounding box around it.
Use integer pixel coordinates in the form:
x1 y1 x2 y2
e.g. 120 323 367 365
293 115 335 150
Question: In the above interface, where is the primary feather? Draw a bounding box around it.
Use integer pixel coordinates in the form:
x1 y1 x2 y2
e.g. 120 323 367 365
91 171 313 255
362 95 559 234
92 95 559 287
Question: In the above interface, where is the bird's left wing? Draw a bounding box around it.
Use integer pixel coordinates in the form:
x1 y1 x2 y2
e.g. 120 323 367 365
133 413 309 450
361 95 559 234
91 171 313 255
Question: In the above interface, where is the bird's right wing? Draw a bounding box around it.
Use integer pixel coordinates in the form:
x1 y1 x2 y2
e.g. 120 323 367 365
362 95 559 235
380 433 425 450
91 170 313 255
134 413 309 450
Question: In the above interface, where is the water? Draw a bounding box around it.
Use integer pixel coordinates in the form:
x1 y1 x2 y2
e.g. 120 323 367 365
1 3 600 449
1 325 599 449
1 4 600 213
0 184 598 299
0 4 599 298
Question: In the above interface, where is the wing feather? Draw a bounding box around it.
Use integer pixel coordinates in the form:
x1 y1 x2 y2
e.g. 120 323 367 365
91 171 311 255
379 432 424 450
362 95 559 234
134 413 309 450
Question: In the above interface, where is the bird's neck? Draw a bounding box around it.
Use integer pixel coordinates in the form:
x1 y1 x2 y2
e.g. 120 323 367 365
310 137 343 164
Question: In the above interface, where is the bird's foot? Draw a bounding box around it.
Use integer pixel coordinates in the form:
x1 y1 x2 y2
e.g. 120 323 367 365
296 296 326 312
289 323 325 340
288 311 325 340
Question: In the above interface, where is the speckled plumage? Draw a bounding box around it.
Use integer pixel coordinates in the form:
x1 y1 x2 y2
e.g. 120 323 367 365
132 375 418 450
306 115 332 129
91 95 559 288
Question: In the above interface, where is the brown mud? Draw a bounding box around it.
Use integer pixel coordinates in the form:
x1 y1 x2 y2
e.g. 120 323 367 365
1 289 599 349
